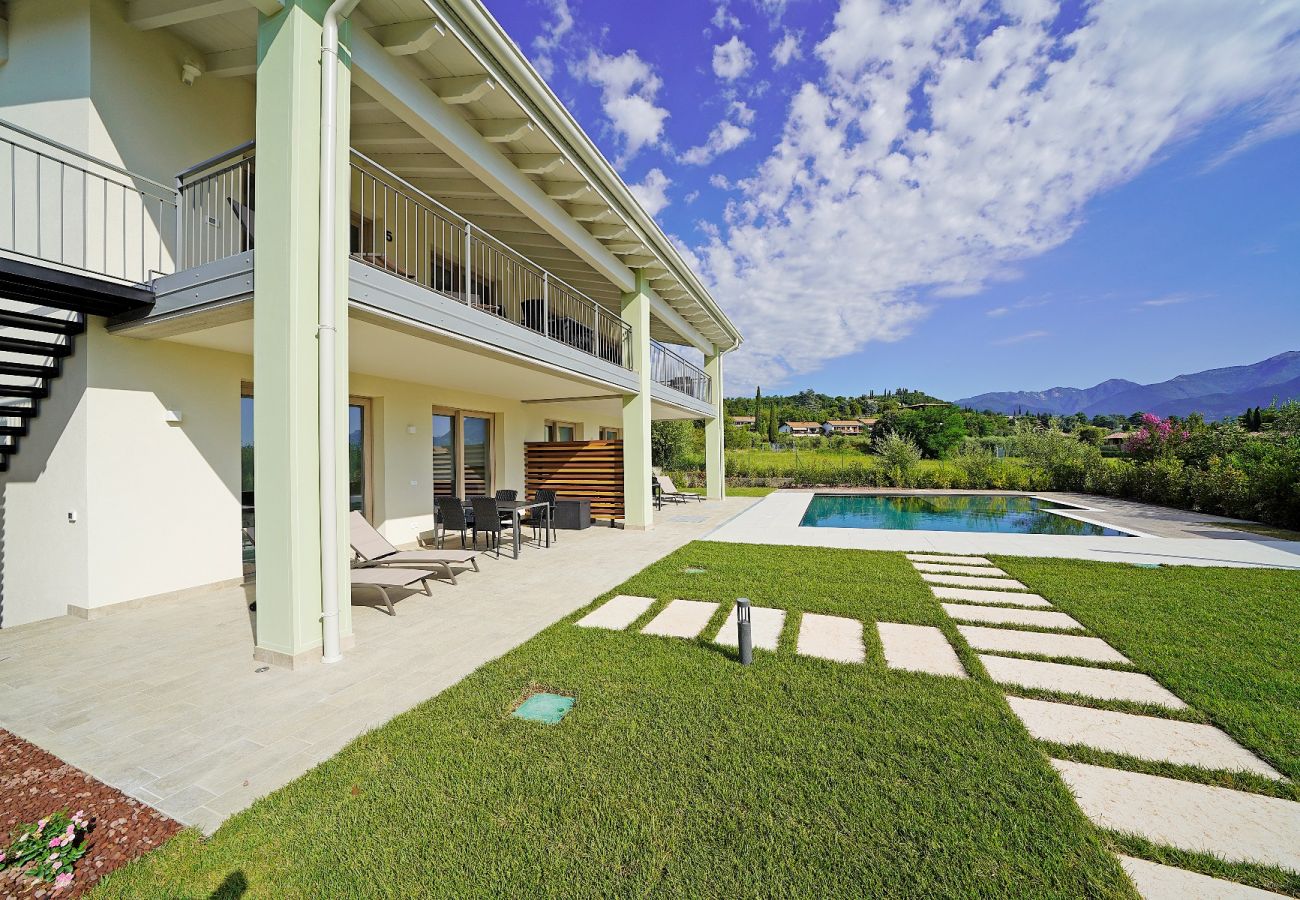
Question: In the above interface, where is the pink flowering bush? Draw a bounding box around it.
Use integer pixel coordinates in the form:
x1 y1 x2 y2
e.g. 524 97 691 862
1124 413 1190 460
0 809 89 891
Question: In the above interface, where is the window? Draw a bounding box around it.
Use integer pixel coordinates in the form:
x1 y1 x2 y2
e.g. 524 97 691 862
433 408 495 501
599 427 622 440
348 398 373 519
546 420 578 442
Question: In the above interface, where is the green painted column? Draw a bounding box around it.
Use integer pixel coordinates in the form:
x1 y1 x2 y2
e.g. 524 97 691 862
252 0 352 666
704 350 725 500
621 271 654 530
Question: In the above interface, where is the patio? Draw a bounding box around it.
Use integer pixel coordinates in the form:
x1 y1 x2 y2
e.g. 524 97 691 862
0 497 752 833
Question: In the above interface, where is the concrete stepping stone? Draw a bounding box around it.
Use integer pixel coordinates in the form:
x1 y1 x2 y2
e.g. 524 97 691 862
796 613 865 663
576 595 655 631
958 625 1128 663
907 554 996 566
913 562 1013 577
641 599 718 639
1118 855 1287 899
714 605 785 651
942 603 1083 631
931 585 1054 608
1052 760 1300 874
981 656 1187 709
1008 697 1283 779
877 623 967 678
921 572 1028 590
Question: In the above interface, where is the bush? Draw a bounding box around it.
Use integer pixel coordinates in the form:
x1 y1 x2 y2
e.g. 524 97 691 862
872 431 923 486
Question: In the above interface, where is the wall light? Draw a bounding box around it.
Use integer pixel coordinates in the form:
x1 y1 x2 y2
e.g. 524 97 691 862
406 425 417 435
180 60 203 86
164 409 183 424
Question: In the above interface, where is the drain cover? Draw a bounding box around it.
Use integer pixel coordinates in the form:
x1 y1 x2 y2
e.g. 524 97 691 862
512 692 575 725
1131 563 1161 569
683 566 707 574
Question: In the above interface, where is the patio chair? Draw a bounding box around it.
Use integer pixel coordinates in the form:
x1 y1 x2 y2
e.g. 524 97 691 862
655 475 704 504
471 496 515 558
349 511 480 584
494 488 518 526
435 496 472 549
350 566 438 616
529 488 558 542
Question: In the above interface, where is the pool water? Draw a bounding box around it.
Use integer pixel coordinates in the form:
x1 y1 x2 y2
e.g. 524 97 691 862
798 494 1132 536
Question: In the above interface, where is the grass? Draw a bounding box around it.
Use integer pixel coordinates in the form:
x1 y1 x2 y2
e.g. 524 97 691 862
94 544 1133 899
679 484 777 497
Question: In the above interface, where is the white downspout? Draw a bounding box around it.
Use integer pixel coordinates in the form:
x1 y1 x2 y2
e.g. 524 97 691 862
319 0 361 664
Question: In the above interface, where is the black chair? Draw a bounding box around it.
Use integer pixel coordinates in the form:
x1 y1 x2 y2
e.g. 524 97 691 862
435 496 471 548
471 496 513 557
494 488 518 527
530 488 558 542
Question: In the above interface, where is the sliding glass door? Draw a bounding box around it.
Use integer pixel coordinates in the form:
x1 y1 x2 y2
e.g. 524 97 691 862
432 412 458 499
432 408 494 502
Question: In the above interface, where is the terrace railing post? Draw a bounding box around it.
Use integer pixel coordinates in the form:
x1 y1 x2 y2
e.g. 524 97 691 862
542 271 549 337
464 222 473 306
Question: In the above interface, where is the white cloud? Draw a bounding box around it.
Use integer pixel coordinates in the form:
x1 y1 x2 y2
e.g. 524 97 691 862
531 0 574 80
630 168 672 217
575 50 670 161
712 3 743 31
712 36 756 80
697 0 1300 389
986 307 1011 317
772 30 802 68
709 173 733 189
682 101 757 165
685 190 701 204
991 330 1051 346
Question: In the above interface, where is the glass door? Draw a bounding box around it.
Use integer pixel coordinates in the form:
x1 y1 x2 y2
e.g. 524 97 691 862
432 412 458 499
348 398 372 518
431 409 495 502
463 415 492 497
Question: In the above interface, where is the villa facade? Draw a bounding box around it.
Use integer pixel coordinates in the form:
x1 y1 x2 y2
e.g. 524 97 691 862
0 0 739 666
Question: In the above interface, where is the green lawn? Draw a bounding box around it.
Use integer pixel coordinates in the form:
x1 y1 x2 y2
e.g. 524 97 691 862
95 544 1132 899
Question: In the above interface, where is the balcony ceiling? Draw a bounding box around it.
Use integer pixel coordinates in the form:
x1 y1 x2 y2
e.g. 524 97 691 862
125 0 741 353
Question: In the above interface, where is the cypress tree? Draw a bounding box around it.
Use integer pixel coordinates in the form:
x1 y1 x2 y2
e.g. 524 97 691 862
754 386 762 432
768 405 779 442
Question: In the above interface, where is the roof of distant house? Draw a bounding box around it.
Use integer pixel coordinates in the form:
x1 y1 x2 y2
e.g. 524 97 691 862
859 417 879 425
731 415 755 422
823 420 865 426
903 402 951 409
782 421 822 429
1104 431 1129 441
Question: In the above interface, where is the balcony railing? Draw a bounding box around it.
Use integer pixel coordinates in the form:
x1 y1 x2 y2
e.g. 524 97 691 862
651 339 711 404
0 119 178 285
176 141 255 271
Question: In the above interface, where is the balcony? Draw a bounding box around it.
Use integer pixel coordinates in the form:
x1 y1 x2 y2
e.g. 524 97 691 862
650 339 711 404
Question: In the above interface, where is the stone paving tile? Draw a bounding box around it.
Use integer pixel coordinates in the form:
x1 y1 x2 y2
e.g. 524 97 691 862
930 585 1054 608
576 595 656 631
876 623 967 678
942 603 1084 631
795 613 865 664
913 562 1013 577
641 599 719 639
958 625 1129 664
1052 760 1300 874
1008 697 1283 779
981 656 1188 709
1118 855 1288 899
907 554 996 566
714 605 785 651
920 572 1029 590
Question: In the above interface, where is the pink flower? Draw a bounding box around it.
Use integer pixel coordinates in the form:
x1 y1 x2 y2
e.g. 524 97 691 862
49 837 61 847
37 818 47 832
54 872 74 890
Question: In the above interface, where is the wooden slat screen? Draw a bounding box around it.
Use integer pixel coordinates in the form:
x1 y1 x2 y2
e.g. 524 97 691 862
524 439 624 522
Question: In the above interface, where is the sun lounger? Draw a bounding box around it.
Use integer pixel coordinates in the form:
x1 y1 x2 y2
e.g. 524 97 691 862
655 475 704 504
350 567 438 616
349 511 481 584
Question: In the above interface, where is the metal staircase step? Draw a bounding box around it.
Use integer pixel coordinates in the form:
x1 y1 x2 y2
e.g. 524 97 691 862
0 384 48 399
0 335 70 357
0 404 37 418
0 308 84 335
0 360 58 378
0 424 26 437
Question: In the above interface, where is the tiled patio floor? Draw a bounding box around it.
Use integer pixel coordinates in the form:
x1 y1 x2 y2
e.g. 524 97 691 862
0 499 752 833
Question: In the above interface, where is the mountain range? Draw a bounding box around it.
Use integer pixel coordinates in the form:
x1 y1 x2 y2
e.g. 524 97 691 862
956 351 1300 420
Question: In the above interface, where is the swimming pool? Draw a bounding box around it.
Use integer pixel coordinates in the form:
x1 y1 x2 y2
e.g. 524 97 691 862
798 494 1133 536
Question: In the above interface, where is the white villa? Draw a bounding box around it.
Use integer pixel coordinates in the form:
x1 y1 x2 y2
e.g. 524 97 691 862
0 0 740 667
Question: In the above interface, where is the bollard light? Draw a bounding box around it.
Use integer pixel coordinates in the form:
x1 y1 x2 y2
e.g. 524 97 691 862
736 597 753 666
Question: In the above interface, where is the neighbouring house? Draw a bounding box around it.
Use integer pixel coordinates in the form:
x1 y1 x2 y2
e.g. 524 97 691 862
1102 431 1129 447
731 415 756 427
779 421 822 436
0 0 741 667
821 420 866 435
858 417 879 429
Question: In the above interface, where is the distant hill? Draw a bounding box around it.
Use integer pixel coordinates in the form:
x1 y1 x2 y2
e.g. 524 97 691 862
957 351 1300 420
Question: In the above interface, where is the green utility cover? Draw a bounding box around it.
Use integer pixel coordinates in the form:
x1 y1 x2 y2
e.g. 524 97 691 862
684 567 707 574
513 693 575 725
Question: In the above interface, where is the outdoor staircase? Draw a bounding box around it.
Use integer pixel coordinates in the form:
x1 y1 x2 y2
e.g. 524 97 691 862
0 299 85 473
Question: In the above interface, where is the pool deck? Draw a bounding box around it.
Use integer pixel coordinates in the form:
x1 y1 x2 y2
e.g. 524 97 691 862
705 490 1300 568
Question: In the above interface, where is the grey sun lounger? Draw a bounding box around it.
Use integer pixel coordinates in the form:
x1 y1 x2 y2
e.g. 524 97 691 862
349 511 481 584
350 567 438 616
655 475 705 504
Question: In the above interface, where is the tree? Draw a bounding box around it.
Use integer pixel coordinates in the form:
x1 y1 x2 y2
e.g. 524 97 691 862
767 405 779 443
753 386 762 431
1076 425 1105 446
872 431 922 486
650 420 694 468
874 405 969 458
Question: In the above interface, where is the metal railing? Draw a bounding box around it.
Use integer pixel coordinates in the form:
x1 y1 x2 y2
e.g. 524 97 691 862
176 141 255 270
0 119 178 285
349 149 632 369
651 339 712 403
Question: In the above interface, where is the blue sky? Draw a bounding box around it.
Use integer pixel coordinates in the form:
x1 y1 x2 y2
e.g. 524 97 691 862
490 0 1300 400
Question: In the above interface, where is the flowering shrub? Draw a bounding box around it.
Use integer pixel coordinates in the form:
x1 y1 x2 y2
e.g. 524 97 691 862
1124 413 1189 460
0 809 89 892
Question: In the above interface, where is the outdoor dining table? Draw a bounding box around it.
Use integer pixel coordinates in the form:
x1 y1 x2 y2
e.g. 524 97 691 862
490 499 553 559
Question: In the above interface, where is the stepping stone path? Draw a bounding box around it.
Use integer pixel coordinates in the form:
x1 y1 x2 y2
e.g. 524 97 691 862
576 595 655 630
641 599 718 638
796 613 865 663
876 623 967 678
1007 697 1283 779
956 625 1129 664
904 553 1297 893
941 603 1083 631
1118 855 1288 899
980 655 1187 709
1052 760 1300 874
715 604 785 651
920 572 1029 590
929 585 1054 608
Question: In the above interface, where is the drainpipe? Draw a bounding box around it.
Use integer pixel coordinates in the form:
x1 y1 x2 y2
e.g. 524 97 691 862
319 0 361 664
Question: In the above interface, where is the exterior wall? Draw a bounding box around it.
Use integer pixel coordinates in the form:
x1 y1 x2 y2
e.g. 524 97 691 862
0 0 94 147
